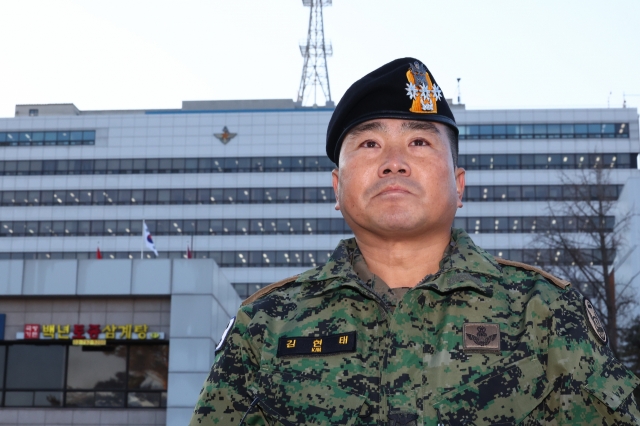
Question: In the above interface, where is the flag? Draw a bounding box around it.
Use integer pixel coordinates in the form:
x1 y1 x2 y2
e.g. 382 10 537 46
143 222 159 257
186 245 192 259
96 247 102 259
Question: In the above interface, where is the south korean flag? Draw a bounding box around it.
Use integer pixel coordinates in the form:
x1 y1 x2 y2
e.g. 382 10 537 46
143 221 159 257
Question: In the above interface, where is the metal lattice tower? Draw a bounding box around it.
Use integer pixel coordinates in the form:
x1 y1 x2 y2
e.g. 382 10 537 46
297 0 333 107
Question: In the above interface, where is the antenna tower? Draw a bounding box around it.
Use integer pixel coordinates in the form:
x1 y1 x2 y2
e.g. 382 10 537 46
297 0 333 107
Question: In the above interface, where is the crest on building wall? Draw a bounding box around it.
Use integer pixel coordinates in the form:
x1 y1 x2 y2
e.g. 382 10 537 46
405 61 442 114
214 126 237 145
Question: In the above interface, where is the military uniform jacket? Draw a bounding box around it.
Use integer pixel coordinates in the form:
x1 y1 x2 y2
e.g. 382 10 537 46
191 229 640 425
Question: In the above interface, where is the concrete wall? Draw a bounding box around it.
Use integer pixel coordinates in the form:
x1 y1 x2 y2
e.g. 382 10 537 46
166 259 239 426
0 259 175 297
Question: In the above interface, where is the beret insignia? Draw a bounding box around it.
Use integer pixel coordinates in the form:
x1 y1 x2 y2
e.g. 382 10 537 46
584 299 607 345
406 61 442 114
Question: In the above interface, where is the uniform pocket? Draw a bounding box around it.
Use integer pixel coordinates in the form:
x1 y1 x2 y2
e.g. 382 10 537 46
582 357 640 414
253 371 367 426
432 355 550 426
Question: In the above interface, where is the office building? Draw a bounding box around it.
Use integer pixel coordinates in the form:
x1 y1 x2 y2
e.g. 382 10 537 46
0 99 638 425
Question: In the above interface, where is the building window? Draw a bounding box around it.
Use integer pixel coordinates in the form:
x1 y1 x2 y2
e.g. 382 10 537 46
0 130 95 147
0 152 634 175
28 109 38 117
0 343 168 408
0 217 352 237
0 241 614 269
458 122 629 139
3 345 65 407
0 184 621 210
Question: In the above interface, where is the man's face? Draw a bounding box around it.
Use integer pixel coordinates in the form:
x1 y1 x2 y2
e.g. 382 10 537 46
332 119 465 239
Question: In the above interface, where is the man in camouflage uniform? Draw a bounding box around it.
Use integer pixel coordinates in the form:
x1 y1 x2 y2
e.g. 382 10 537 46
190 58 640 425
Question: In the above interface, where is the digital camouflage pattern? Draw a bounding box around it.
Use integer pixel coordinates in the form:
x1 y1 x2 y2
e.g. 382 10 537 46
190 228 640 425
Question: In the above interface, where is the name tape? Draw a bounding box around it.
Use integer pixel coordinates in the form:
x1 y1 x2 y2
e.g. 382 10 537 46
277 331 357 357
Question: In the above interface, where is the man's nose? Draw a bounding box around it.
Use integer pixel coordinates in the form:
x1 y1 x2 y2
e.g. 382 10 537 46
378 146 411 177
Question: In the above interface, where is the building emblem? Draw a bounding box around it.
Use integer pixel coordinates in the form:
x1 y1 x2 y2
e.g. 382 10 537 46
214 126 237 145
405 61 441 114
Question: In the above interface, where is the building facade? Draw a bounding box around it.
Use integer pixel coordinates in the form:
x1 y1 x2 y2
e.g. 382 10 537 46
0 99 638 425
616 176 640 320
0 258 239 425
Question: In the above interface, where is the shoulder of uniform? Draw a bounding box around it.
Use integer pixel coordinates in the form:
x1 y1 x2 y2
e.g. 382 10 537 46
494 257 571 289
241 275 300 307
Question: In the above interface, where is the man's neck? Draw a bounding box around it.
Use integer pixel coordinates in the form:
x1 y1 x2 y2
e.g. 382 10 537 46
354 229 452 289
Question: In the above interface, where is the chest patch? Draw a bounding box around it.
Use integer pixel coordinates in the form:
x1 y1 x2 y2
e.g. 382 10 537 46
277 331 357 357
584 298 608 345
463 323 500 353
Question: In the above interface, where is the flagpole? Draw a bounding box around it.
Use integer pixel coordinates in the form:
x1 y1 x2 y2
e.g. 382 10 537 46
141 220 144 260
191 234 194 259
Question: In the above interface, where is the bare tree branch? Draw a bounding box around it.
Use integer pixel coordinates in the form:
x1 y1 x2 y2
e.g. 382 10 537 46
533 163 636 355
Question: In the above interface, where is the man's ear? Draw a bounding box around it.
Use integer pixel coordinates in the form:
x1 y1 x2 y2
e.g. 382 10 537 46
331 168 340 211
455 167 466 208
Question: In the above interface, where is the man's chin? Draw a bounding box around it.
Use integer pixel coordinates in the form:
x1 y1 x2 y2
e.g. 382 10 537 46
369 218 430 235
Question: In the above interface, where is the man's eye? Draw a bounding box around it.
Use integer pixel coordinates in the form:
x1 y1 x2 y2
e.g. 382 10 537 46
363 141 377 148
411 139 428 146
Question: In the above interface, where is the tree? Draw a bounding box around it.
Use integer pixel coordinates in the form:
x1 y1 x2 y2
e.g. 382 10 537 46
532 163 638 355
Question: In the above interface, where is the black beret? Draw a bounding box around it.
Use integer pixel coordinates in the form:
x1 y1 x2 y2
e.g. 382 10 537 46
326 57 458 166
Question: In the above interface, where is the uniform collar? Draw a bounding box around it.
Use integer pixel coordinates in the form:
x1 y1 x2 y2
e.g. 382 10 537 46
418 228 502 296
297 228 503 298
296 238 363 297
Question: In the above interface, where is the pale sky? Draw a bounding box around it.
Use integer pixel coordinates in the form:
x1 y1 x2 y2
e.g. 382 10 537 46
1 0 639 117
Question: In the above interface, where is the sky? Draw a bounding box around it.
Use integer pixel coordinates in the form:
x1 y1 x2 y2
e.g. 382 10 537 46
0 0 639 117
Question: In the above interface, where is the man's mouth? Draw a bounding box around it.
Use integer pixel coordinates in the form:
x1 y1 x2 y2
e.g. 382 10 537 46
377 185 412 196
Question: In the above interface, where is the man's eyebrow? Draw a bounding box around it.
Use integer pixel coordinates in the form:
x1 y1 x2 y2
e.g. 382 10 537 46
401 121 441 134
346 121 387 138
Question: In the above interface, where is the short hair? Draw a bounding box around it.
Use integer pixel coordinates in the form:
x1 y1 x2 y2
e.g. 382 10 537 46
444 125 459 168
